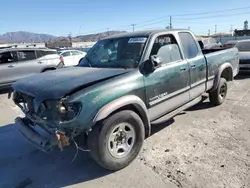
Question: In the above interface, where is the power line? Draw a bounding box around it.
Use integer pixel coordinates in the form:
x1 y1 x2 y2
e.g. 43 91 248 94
132 6 250 26
173 11 250 21
61 6 250 37
172 6 250 17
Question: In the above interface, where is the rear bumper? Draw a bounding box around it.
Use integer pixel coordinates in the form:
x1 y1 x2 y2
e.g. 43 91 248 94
15 117 58 152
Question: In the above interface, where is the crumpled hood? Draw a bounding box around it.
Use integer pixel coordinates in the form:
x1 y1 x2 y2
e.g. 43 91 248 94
12 67 130 99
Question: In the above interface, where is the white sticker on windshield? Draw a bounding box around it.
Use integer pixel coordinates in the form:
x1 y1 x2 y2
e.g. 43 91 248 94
128 37 147 43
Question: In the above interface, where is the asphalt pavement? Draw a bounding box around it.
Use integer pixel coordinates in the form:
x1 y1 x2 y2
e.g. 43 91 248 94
0 75 250 188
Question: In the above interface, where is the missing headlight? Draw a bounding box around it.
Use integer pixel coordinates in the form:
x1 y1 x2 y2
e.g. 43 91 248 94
57 101 82 122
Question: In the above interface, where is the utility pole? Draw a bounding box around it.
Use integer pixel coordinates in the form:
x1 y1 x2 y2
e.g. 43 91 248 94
214 25 217 34
131 24 136 31
208 29 210 36
230 25 233 35
107 28 110 36
169 16 172 29
78 26 82 34
68 32 72 48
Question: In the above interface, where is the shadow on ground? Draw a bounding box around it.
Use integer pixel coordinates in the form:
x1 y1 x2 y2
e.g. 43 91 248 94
234 73 250 80
0 95 221 188
0 124 111 188
0 88 11 95
186 101 214 111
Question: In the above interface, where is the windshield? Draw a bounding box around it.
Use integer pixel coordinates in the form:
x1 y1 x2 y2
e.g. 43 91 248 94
237 41 250 52
78 37 147 69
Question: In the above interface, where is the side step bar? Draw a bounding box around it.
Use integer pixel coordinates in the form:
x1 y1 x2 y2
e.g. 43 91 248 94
151 96 203 124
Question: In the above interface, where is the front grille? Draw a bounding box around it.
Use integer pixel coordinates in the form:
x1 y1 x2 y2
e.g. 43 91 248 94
239 59 250 64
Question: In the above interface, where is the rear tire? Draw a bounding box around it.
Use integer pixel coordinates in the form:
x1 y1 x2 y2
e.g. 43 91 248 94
209 78 227 105
88 110 145 171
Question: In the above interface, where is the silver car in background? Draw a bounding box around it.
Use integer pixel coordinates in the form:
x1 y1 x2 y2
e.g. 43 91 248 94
0 47 64 88
199 37 222 49
235 40 250 72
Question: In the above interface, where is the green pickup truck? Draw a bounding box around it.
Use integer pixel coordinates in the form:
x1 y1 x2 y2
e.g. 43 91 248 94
12 29 239 170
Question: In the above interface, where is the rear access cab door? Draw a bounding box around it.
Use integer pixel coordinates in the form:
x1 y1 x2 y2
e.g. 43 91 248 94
178 32 207 99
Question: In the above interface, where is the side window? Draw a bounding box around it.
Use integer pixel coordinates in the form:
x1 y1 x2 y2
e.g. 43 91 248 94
36 50 46 58
61 51 71 57
0 51 16 64
178 32 199 59
37 50 57 58
17 50 36 61
150 34 182 64
71 51 80 56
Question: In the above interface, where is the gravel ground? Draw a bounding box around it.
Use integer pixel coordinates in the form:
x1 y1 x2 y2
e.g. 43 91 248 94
0 75 249 188
139 75 250 188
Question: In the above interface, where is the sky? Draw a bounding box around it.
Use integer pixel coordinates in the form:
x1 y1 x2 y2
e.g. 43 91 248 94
0 0 250 36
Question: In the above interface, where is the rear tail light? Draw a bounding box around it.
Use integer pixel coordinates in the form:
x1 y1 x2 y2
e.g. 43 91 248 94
223 44 228 48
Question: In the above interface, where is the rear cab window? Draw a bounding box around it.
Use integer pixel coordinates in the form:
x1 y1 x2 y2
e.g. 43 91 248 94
178 32 199 59
150 34 183 64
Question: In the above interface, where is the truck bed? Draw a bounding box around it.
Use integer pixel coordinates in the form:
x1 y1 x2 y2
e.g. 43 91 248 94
204 47 239 80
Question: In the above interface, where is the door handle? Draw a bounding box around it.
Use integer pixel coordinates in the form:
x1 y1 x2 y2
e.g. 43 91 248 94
38 61 43 64
8 65 15 68
180 67 186 71
191 65 196 69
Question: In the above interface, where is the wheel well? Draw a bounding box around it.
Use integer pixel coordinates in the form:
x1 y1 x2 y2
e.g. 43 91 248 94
109 104 150 138
42 67 56 72
221 67 233 81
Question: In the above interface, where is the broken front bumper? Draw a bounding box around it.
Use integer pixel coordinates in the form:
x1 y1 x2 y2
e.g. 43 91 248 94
15 117 58 152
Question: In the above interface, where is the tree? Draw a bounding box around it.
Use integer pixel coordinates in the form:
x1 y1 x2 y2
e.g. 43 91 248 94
244 20 248 30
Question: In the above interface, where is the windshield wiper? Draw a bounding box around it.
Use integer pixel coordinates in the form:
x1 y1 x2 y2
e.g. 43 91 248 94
107 60 127 70
85 56 92 67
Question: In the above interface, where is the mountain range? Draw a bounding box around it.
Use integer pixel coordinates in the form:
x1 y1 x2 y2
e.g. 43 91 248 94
0 31 57 43
0 30 126 43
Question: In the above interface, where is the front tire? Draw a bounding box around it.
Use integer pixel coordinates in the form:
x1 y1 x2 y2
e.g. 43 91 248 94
209 77 227 105
88 110 145 171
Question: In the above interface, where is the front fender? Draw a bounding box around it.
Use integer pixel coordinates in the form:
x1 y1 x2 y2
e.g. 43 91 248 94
93 95 151 137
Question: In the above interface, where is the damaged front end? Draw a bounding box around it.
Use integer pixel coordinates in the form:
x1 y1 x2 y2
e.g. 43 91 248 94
13 91 83 152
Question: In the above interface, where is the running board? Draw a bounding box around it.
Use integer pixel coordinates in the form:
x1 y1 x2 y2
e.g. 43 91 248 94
151 96 202 124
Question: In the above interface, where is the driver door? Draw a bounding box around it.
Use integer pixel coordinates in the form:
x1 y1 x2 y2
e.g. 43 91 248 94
144 34 191 121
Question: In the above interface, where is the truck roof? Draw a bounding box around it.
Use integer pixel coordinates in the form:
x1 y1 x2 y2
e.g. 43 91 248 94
104 29 190 39
0 47 56 53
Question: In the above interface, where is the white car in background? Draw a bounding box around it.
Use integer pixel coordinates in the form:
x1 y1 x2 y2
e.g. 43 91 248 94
58 50 86 66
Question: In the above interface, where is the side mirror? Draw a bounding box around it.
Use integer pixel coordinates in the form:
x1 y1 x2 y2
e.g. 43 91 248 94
139 55 162 74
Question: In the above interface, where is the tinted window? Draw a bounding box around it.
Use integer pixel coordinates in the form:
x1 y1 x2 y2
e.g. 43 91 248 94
150 35 182 64
178 32 199 59
0 51 16 64
61 51 71 57
17 50 36 61
36 50 47 58
237 41 250 52
36 50 57 58
72 51 80 55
